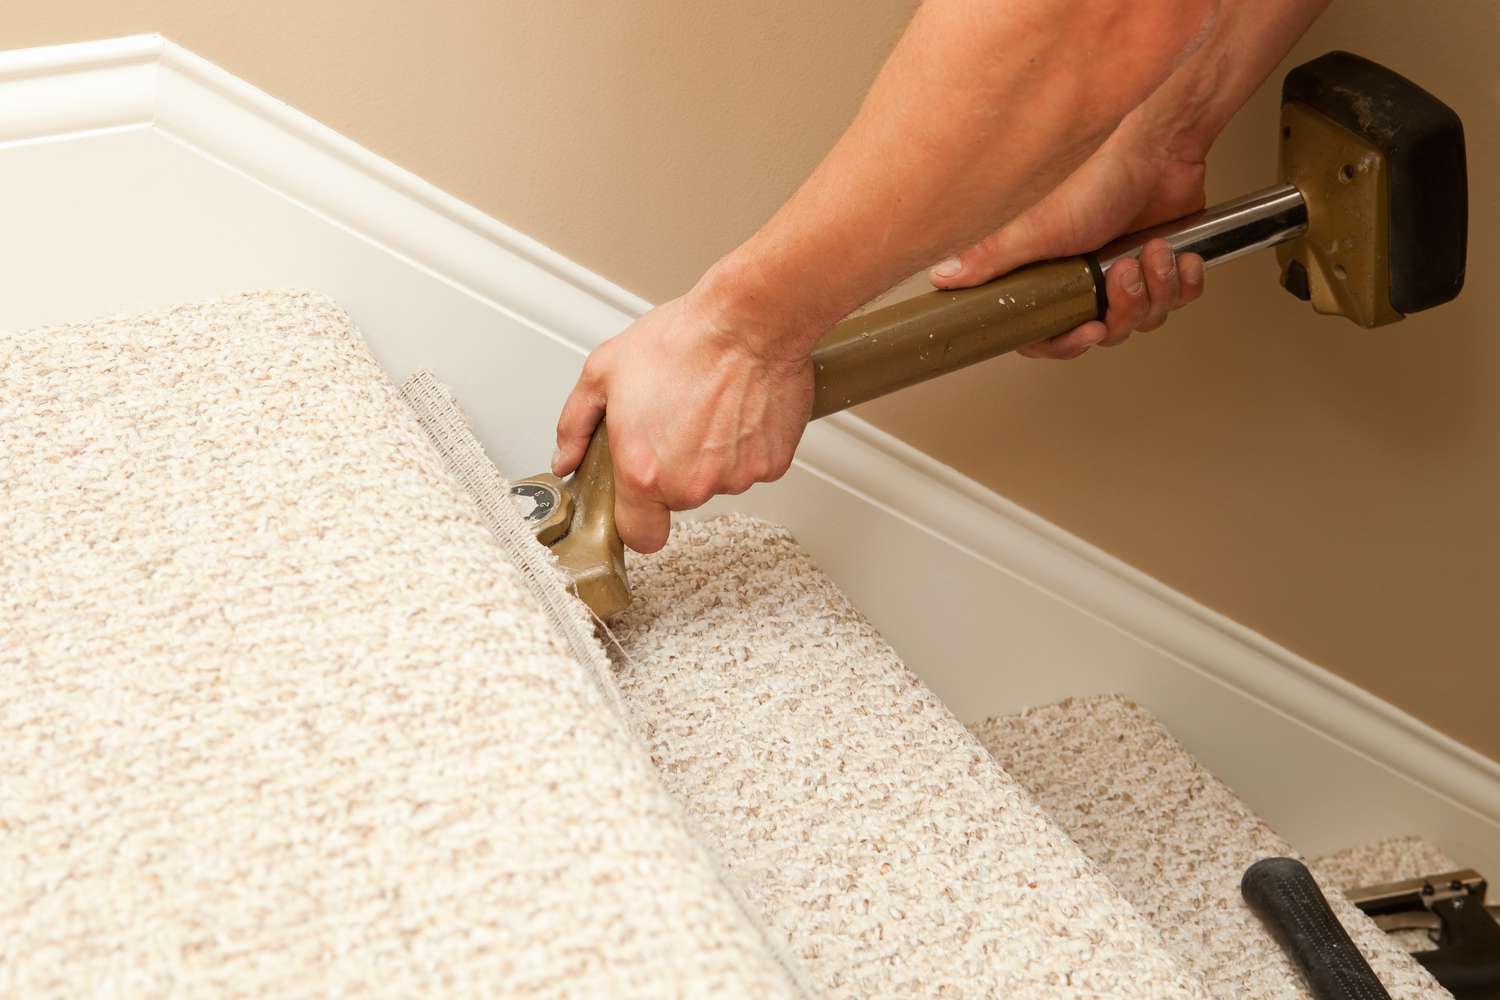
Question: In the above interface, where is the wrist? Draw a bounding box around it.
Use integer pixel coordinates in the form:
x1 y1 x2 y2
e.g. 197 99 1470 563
1120 72 1222 169
687 250 833 364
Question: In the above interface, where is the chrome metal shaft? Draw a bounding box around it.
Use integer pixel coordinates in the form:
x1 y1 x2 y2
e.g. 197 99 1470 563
1096 184 1307 274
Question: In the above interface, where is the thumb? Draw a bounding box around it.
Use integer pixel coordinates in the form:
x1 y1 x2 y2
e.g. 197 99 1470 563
929 214 1046 290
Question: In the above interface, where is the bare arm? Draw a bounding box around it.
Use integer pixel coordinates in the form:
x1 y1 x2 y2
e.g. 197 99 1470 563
1146 0 1331 165
556 0 1347 554
692 0 1218 358
933 0 1331 358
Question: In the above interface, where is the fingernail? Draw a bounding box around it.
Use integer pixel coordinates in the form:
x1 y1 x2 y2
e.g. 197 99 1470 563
551 448 563 472
1124 264 1145 296
932 257 963 278
1155 250 1176 280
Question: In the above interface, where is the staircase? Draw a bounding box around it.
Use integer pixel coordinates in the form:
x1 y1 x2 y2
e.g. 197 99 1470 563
409 367 1454 998
0 291 1462 996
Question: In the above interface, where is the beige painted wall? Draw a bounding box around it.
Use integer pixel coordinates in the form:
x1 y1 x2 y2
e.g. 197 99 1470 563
10 4 1499 758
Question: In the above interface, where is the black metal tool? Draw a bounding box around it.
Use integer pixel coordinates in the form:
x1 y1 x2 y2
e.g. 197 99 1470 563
1242 857 1391 1000
1349 868 1500 1000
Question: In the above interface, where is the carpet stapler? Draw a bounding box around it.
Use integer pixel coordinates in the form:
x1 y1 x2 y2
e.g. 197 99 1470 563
513 50 1468 621
1349 868 1500 999
1243 857 1394 1000
1244 859 1500 1000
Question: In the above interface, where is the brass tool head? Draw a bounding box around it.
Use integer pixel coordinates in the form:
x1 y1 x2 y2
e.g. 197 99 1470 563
511 422 630 621
1276 51 1467 328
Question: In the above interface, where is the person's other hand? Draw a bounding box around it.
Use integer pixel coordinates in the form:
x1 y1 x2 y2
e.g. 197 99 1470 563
552 291 813 553
930 118 1208 359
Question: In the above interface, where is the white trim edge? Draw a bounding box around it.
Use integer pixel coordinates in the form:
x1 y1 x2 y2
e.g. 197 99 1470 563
797 414 1500 829
7 35 1498 838
153 39 649 356
0 35 159 146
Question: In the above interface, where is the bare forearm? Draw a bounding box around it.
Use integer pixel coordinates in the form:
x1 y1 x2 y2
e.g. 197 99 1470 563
695 0 1215 355
1142 0 1331 163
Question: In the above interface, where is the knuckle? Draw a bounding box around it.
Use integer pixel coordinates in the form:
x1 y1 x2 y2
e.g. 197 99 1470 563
976 230 1008 261
760 453 792 483
580 351 608 383
678 484 716 509
617 459 659 497
663 467 716 509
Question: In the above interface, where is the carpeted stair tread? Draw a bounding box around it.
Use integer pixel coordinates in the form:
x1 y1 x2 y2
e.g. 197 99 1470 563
1313 836 1460 890
0 293 804 997
1313 836 1462 954
971 695 1450 999
610 517 1209 999
404 374 1210 999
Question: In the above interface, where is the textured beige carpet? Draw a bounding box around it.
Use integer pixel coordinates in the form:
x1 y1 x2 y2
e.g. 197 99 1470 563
613 520 1209 999
7 292 1441 996
1313 836 1460 891
406 372 1210 999
0 293 803 997
971 696 1450 999
1313 836 1461 954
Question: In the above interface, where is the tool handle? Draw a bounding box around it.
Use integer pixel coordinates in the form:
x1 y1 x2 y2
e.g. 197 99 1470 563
1242 857 1392 1000
808 255 1103 419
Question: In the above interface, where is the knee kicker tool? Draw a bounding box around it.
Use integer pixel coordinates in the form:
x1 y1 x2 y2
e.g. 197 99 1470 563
516 51 1468 621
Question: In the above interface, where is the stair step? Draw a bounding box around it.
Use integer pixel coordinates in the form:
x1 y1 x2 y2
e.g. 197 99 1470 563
0 294 805 997
406 374 1455 999
1312 836 1461 954
1313 836 1460 891
609 517 1208 999
972 695 1450 999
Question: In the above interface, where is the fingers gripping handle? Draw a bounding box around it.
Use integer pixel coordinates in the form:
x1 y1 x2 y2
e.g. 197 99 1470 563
1242 858 1392 1000
542 261 1105 616
806 179 1326 419
540 179 1322 612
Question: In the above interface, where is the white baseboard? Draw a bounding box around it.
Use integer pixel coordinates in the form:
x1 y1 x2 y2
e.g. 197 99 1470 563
4 35 1497 872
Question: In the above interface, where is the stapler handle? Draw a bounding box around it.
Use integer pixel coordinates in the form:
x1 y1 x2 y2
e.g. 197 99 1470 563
1243 857 1391 1000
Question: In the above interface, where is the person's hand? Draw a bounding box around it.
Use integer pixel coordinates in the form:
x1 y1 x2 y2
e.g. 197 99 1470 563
930 117 1209 359
552 290 814 553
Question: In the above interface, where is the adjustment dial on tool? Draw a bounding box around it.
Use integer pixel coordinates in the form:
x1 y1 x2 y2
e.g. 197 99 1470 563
509 475 573 545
